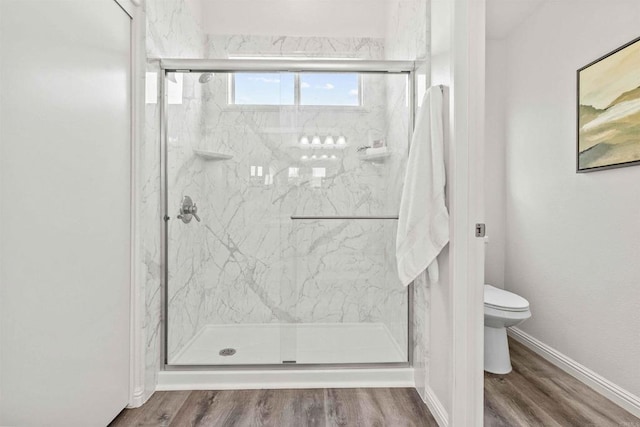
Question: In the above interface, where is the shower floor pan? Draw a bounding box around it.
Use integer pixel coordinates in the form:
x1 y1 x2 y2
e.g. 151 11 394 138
170 322 406 365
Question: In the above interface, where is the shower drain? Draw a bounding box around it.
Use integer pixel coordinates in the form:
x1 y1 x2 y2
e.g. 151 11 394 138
219 348 236 356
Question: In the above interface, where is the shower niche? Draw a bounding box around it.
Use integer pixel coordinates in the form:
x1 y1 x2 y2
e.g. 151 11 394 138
162 62 413 367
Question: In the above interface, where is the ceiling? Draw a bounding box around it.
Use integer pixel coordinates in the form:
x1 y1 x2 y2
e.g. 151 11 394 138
486 0 545 39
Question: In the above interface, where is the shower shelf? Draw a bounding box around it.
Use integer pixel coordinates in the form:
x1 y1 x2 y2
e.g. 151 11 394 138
358 152 391 161
193 149 233 161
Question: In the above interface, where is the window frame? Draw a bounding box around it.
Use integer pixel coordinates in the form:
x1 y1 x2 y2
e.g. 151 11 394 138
228 71 363 108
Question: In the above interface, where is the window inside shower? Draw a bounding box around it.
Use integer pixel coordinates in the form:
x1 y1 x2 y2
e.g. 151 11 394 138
231 72 361 106
163 67 412 366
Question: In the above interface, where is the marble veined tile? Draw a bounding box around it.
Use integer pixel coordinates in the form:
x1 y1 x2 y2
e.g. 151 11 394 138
146 0 429 374
166 71 411 362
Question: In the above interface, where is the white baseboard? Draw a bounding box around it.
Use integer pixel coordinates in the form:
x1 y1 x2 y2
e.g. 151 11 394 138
422 385 449 427
127 384 155 408
157 368 414 391
127 387 146 408
508 327 640 418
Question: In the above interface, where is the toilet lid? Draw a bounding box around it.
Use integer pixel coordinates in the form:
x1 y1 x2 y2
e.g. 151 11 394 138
484 284 529 311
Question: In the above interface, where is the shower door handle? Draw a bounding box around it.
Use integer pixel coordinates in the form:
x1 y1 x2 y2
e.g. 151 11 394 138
177 196 201 223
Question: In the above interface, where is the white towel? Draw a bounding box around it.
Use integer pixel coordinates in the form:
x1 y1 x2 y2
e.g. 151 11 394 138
396 87 449 286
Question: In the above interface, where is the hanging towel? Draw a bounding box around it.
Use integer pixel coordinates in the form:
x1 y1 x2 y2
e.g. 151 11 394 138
396 86 449 286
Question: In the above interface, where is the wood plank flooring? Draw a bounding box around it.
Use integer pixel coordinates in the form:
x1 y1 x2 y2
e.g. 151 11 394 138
485 338 640 427
109 387 438 427
111 338 640 427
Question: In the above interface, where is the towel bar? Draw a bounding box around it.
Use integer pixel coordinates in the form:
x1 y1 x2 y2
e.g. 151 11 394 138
290 215 399 220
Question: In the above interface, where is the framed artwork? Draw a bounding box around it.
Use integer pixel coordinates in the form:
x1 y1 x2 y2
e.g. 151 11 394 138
577 36 640 172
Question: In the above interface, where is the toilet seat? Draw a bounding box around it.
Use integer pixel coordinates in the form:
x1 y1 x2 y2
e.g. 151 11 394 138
484 284 529 312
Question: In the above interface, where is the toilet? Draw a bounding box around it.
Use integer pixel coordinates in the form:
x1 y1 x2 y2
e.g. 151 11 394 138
484 284 531 374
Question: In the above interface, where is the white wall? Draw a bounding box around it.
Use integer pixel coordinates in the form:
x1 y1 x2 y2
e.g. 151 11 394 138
484 39 506 288
501 0 640 397
0 1 132 424
426 0 453 416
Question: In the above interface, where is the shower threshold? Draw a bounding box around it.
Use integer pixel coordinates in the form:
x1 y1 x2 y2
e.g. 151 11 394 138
169 322 406 366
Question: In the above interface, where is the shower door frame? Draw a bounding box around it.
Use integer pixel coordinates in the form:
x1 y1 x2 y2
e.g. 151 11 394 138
160 58 417 370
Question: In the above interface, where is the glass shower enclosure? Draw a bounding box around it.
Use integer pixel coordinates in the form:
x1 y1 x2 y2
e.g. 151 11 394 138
161 59 414 367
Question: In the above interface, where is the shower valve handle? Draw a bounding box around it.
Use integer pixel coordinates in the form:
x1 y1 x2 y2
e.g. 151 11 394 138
178 196 201 223
191 204 201 222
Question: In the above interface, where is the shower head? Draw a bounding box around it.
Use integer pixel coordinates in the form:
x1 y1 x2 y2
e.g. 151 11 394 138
199 73 213 84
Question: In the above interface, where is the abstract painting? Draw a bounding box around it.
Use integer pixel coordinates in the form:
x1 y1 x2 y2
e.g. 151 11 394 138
577 36 640 172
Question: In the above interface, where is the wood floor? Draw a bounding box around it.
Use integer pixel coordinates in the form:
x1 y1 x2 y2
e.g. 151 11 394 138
485 338 640 427
109 387 438 427
111 338 640 427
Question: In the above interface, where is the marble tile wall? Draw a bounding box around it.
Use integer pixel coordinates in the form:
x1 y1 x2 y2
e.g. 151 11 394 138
166 69 411 362
383 0 431 401
142 59 162 401
385 0 430 61
144 0 207 399
207 35 385 59
144 0 429 393
377 1 431 357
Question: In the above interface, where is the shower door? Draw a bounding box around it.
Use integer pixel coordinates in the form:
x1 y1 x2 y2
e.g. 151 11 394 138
163 66 412 367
